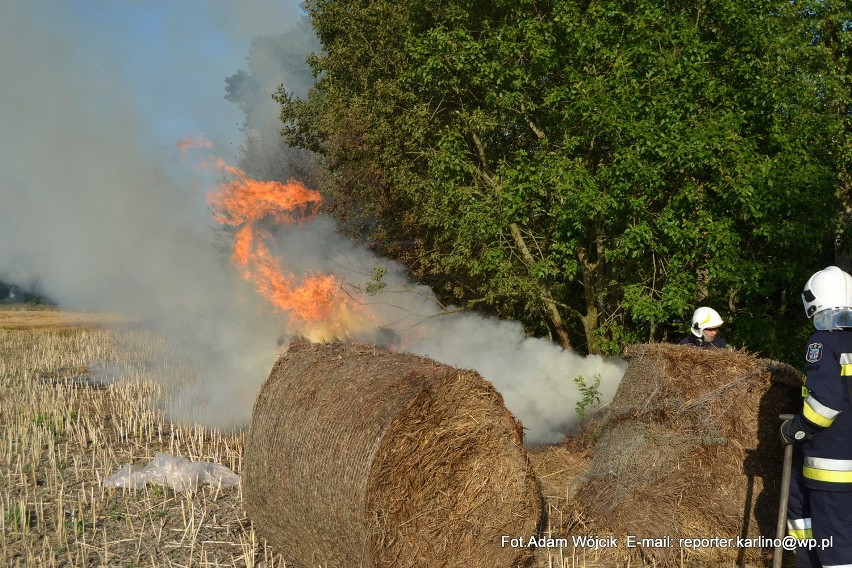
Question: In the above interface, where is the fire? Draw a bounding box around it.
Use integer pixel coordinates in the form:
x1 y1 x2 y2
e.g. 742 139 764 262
206 158 321 226
197 145 376 342
177 134 213 158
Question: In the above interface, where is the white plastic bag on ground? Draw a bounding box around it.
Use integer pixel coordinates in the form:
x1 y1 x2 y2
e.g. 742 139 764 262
104 453 240 494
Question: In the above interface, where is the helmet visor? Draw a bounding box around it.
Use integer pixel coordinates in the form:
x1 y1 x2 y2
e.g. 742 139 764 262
813 308 852 330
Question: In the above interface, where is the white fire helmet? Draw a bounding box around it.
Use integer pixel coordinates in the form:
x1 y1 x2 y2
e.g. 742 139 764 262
691 307 724 338
802 266 852 330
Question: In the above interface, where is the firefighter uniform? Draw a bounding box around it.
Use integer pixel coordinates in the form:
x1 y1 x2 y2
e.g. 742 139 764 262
677 334 727 349
786 451 820 568
785 329 852 567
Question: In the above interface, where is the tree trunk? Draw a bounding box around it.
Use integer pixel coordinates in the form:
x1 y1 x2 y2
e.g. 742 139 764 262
508 223 573 350
577 244 602 354
470 132 573 351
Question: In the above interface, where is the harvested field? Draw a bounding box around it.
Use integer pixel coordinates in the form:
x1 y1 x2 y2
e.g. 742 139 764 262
0 319 279 567
0 306 132 331
2 312 796 567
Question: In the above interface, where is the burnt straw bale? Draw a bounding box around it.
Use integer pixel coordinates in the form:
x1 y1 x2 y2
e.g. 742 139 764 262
573 343 804 566
244 341 541 568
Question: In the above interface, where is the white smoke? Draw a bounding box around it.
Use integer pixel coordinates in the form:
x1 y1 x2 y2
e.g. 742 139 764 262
0 1 624 445
0 1 296 427
225 26 320 182
271 217 626 444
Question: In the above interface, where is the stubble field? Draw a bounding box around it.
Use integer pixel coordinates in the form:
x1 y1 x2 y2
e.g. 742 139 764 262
0 306 651 568
0 308 282 567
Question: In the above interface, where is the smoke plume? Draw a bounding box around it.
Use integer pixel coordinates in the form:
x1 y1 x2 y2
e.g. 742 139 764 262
0 1 624 445
225 25 320 182
0 1 298 426
266 216 626 444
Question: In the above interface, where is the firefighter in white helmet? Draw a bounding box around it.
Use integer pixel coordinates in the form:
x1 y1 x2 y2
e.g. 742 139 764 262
678 306 727 349
781 266 852 567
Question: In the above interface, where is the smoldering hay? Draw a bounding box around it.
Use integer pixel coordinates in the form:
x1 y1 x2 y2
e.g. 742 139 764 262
261 215 628 445
573 343 803 566
245 341 542 568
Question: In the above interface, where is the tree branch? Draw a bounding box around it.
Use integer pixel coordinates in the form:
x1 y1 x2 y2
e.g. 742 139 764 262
509 223 573 350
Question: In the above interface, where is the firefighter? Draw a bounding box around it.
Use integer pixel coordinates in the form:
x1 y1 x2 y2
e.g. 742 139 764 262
782 265 852 567
678 306 727 349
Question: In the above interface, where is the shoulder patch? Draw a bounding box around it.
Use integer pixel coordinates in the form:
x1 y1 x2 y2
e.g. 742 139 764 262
806 342 823 363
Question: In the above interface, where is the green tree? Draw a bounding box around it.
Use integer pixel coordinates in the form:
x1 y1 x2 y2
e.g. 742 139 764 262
279 0 845 360
798 1 851 206
792 1 851 256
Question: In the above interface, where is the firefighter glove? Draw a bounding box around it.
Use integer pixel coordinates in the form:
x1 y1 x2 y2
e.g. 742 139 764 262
780 419 803 446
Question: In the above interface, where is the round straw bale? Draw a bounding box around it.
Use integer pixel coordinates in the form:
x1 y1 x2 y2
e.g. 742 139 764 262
573 343 803 567
244 341 541 568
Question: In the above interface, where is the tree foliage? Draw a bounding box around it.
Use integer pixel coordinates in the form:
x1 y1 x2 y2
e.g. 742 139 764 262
278 0 849 361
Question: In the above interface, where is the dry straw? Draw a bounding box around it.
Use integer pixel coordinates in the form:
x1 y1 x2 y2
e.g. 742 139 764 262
573 343 804 567
244 341 541 568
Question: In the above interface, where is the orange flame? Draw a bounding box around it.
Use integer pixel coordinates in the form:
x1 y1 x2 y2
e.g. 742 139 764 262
177 135 213 159
204 154 376 342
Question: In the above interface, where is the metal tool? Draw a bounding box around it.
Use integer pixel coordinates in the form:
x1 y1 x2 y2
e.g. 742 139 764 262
774 413 795 568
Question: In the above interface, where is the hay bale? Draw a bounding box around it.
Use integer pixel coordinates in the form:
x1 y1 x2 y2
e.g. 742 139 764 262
574 343 803 566
244 341 541 568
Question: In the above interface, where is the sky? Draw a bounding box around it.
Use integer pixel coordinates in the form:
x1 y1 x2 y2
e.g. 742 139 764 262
8 1 304 158
0 0 626 445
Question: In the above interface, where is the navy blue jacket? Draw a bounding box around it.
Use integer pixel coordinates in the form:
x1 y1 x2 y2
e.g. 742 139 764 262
677 335 727 349
791 330 852 490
